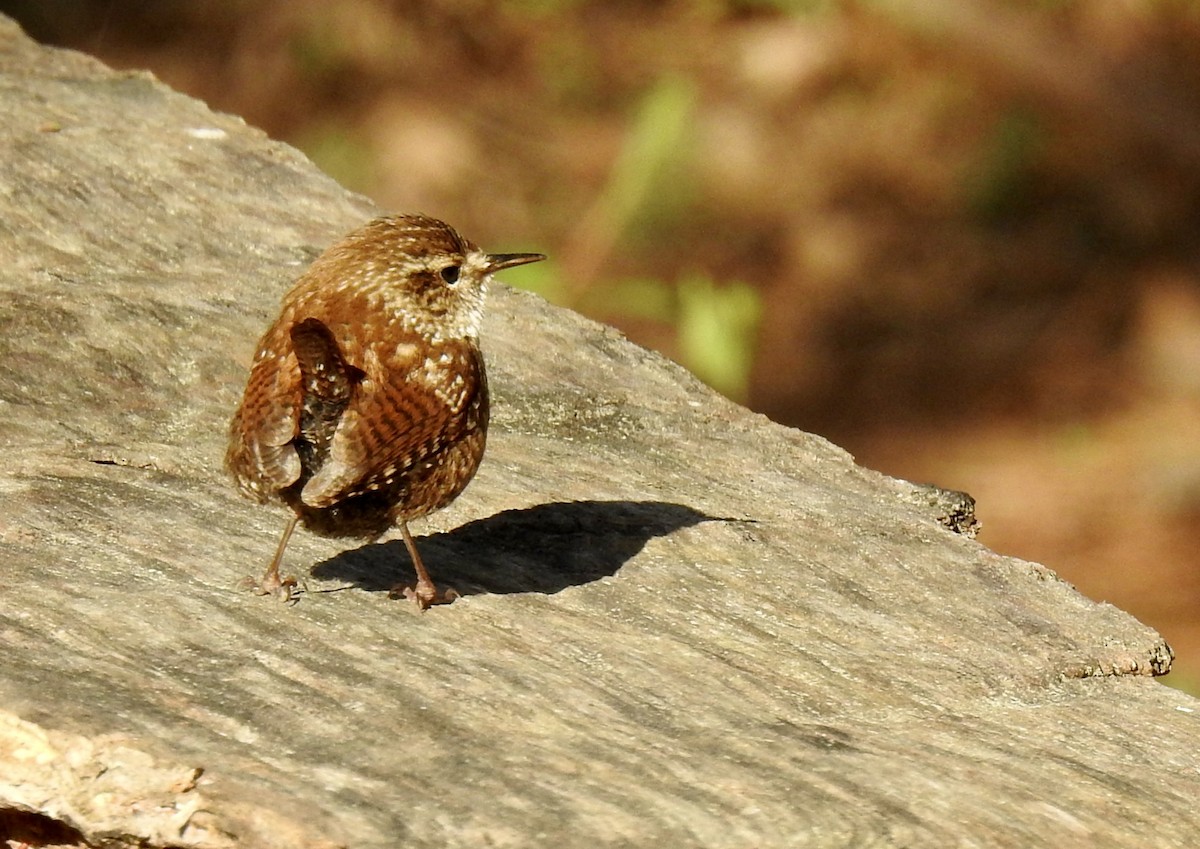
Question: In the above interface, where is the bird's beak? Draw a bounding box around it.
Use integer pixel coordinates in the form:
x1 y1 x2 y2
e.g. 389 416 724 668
485 252 546 273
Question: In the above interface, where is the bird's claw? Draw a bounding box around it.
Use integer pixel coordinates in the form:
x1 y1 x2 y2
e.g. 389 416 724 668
389 581 460 611
239 572 303 604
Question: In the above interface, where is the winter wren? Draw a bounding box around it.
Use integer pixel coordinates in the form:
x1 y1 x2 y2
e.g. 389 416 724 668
226 214 544 608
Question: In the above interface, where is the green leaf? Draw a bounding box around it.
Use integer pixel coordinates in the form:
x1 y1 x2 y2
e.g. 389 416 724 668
676 275 762 401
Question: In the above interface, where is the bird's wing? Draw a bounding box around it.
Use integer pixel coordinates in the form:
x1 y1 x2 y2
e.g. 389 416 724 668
290 317 361 468
226 324 303 502
299 341 484 509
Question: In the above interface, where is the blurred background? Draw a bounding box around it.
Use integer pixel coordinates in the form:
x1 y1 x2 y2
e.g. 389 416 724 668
5 0 1198 691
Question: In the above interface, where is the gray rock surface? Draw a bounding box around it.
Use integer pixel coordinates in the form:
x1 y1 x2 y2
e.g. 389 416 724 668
0 16 1196 849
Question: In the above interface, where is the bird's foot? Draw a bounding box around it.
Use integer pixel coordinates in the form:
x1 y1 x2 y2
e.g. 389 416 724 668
238 571 302 604
389 579 460 611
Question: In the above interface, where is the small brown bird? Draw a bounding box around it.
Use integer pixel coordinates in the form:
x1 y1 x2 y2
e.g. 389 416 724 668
226 214 544 608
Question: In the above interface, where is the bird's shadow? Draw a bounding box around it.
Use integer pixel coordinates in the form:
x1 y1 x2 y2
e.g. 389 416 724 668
311 500 727 597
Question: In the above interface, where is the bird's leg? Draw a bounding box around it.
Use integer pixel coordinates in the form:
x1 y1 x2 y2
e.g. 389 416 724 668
391 521 459 610
241 514 301 602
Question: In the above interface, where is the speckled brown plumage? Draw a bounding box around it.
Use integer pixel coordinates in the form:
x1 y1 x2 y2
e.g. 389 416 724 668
226 213 544 607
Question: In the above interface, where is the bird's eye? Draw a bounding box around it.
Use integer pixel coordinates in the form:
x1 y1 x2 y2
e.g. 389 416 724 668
440 265 461 285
